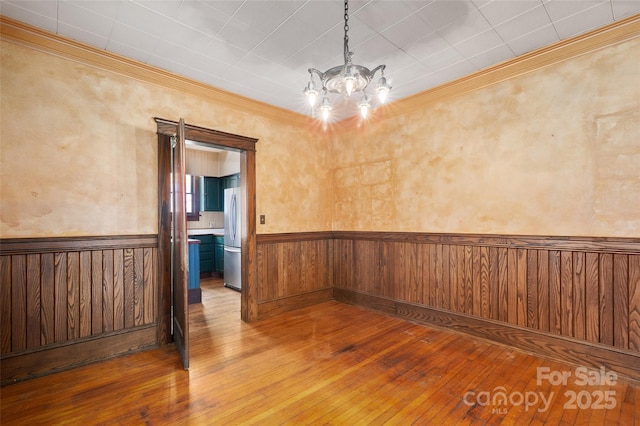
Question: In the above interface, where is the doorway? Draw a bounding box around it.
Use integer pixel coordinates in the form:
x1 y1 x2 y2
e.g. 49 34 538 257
154 118 258 361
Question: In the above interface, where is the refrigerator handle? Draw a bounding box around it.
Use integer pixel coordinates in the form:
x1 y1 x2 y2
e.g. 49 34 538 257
224 246 241 253
231 194 237 242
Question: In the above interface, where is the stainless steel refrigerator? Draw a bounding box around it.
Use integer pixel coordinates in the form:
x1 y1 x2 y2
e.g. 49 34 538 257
224 187 241 291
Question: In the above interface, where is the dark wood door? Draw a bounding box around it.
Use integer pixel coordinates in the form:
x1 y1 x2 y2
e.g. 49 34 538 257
172 118 189 370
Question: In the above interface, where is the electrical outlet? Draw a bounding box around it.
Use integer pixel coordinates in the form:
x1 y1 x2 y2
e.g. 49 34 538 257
209 222 215 228
260 215 266 224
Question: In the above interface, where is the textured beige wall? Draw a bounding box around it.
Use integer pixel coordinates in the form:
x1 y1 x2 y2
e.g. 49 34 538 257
0 40 333 238
332 38 640 237
2 28 637 239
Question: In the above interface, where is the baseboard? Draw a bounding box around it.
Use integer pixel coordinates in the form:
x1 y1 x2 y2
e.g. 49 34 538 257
334 288 640 382
1 325 158 386
257 288 333 319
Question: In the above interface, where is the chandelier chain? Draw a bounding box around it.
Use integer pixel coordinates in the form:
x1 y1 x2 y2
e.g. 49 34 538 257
344 0 349 37
343 0 351 64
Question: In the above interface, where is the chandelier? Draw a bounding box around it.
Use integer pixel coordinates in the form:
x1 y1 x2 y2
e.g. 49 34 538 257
303 0 391 121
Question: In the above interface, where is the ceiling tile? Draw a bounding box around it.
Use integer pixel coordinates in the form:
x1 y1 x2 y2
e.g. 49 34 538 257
438 9 493 45
169 1 231 37
611 0 640 19
57 22 110 49
284 30 345 71
217 17 268 52
146 54 216 85
339 15 378 47
58 1 116 38
4 0 57 19
389 79 429 101
384 49 421 74
381 13 437 50
201 37 248 65
1 1 58 33
292 1 344 34
235 53 295 83
472 0 493 9
65 1 121 19
351 34 402 65
391 60 432 86
493 5 552 42
133 0 182 17
114 1 174 38
232 0 305 35
107 39 151 64
416 0 477 31
453 29 504 58
404 31 453 62
552 2 614 38
354 0 419 33
157 23 214 53
151 40 231 77
476 0 543 26
426 59 478 87
542 0 609 22
109 21 161 53
422 47 466 73
468 43 515 69
197 0 243 17
252 30 309 63
507 24 559 56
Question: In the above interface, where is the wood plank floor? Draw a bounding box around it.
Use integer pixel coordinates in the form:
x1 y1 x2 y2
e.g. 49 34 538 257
2 277 638 425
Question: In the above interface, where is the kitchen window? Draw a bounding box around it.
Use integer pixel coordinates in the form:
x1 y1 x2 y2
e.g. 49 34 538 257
186 174 200 221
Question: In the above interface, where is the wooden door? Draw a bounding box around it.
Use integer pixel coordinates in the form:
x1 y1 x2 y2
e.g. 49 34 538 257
155 116 259 337
172 118 189 370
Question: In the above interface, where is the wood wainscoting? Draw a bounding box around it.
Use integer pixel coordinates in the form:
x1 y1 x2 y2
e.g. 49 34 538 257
332 232 640 381
0 235 158 385
256 232 334 319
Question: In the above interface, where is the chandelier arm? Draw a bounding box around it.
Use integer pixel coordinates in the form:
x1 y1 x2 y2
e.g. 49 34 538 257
308 68 327 84
369 65 386 78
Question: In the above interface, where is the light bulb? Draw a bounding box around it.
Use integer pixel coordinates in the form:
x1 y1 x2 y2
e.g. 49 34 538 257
322 107 330 121
377 76 391 104
359 95 370 119
304 81 318 107
344 76 355 97
377 86 388 104
308 91 317 107
320 96 331 122
343 66 355 97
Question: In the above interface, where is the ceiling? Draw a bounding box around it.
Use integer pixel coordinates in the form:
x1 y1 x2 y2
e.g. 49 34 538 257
2 1 639 121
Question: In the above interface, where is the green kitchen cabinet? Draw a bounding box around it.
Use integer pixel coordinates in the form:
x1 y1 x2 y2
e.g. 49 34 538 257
203 177 223 211
214 236 224 273
203 174 239 212
222 173 240 189
191 234 214 274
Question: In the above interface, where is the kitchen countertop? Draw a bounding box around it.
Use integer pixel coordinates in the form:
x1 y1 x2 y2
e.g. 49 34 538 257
188 228 225 236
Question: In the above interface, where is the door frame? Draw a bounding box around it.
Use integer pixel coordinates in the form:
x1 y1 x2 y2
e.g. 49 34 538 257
155 118 259 346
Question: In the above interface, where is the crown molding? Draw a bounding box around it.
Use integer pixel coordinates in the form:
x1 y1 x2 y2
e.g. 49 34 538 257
0 16 318 129
336 13 640 129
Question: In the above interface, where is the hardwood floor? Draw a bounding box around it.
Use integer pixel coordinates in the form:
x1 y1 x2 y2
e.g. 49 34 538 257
2 277 638 425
